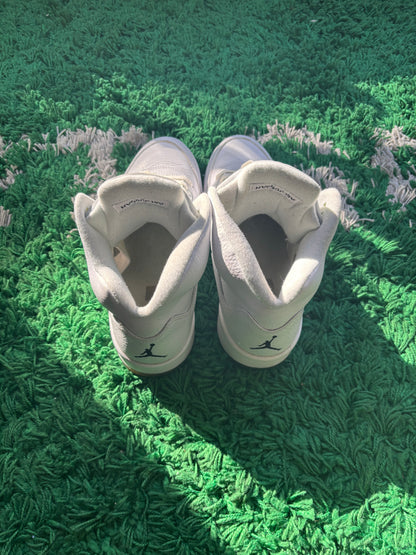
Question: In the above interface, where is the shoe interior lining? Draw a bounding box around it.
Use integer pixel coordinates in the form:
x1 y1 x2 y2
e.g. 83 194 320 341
240 214 294 297
114 223 176 307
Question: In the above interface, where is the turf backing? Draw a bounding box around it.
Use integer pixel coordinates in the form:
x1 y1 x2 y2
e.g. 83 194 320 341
1 0 416 553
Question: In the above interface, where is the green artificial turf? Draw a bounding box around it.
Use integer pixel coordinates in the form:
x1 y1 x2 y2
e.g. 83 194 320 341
1 0 416 553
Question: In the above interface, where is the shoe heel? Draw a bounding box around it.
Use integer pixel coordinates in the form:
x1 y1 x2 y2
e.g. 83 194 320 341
217 305 302 368
109 310 195 376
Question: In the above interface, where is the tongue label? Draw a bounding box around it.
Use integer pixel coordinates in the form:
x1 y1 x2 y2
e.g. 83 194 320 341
249 183 299 203
112 198 169 213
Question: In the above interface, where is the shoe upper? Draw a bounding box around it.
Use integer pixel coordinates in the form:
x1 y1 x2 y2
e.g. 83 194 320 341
74 138 211 372
206 135 341 361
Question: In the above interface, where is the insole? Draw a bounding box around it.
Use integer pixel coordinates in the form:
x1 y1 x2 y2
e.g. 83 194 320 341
240 214 292 296
114 223 176 307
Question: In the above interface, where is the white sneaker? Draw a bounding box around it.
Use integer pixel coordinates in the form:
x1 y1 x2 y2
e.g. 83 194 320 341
204 135 341 368
74 137 211 375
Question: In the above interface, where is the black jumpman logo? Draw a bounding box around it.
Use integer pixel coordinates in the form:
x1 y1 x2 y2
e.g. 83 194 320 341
250 335 281 351
135 343 167 358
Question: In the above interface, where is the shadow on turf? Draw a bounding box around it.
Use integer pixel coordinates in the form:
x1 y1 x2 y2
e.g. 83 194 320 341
146 242 416 516
0 331 229 554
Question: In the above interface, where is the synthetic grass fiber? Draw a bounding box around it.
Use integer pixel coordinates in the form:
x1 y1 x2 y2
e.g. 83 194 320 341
1 0 416 553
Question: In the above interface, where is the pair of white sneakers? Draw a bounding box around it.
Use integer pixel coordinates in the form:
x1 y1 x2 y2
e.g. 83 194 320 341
74 135 341 375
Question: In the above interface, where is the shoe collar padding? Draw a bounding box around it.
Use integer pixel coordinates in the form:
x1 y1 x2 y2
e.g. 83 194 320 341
209 174 341 310
86 173 200 246
215 160 322 244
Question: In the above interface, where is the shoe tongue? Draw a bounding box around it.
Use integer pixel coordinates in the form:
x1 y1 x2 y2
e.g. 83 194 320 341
86 174 197 245
229 160 321 243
